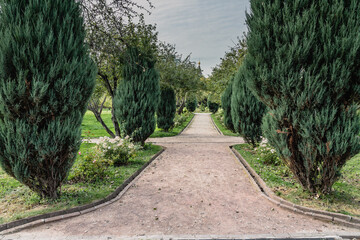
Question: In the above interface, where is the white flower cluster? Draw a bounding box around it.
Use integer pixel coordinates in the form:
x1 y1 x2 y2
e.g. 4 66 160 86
98 136 136 150
254 144 276 154
97 135 141 156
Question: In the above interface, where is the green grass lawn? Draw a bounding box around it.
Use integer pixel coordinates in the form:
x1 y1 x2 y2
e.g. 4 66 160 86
0 143 162 224
233 144 360 218
81 110 114 138
82 110 194 138
211 113 239 136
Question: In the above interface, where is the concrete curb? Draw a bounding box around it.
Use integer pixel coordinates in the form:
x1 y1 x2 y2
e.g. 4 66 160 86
230 146 360 230
0 146 166 234
210 114 223 135
3 233 360 240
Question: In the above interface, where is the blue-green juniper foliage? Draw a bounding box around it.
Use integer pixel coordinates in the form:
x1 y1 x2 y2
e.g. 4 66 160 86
114 46 160 145
245 0 360 193
0 0 96 199
221 77 235 132
231 67 266 147
157 85 176 131
186 96 197 112
207 101 219 114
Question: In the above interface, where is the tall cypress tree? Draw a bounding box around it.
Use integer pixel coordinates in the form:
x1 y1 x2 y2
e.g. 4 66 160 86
157 85 176 131
245 0 360 193
114 46 160 145
221 77 235 132
207 101 219 114
186 95 197 112
0 0 96 199
231 67 266 147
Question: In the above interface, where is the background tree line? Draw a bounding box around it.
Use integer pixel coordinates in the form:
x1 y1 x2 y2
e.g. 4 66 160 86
82 1 204 138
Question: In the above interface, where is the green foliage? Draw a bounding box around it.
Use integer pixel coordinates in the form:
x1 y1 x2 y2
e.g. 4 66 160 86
173 112 191 128
0 0 96 199
156 43 204 102
256 145 282 166
69 136 140 182
207 38 247 102
68 148 111 183
114 46 160 145
221 77 235 132
199 102 207 112
186 96 197 112
231 67 266 147
87 15 158 138
211 113 239 137
150 112 194 138
157 85 176 131
96 136 140 166
234 144 360 218
245 0 360 193
0 143 162 224
207 101 219 114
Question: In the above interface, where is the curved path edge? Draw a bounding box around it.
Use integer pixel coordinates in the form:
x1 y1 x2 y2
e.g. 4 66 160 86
229 146 360 230
0 146 166 234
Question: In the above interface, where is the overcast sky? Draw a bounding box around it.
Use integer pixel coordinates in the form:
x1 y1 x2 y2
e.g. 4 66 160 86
142 0 250 76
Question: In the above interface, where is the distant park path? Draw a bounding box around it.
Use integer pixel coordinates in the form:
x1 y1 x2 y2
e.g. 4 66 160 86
4 113 358 239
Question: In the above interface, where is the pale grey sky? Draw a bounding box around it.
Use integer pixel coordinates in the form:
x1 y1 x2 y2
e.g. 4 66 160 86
143 0 250 76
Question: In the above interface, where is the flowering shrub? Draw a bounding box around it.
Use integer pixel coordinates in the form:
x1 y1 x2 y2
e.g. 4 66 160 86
97 136 141 166
255 144 281 166
68 136 141 183
68 148 111 183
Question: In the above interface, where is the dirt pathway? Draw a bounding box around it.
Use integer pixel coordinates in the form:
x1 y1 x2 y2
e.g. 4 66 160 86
4 113 359 239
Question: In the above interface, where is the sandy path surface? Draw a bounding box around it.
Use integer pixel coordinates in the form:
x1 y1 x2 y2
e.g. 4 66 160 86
4 113 359 239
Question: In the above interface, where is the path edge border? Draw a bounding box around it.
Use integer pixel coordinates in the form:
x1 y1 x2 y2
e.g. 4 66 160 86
210 114 223 135
178 113 195 135
229 145 360 230
0 146 166 234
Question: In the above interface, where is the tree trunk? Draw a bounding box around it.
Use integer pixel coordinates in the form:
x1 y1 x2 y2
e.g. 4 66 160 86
88 96 116 138
94 112 115 138
111 106 121 137
177 98 185 115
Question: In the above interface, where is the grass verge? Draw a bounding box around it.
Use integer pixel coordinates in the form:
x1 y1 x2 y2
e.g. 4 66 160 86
82 110 194 138
211 113 239 136
150 113 194 138
82 110 114 138
233 144 360 218
0 144 162 224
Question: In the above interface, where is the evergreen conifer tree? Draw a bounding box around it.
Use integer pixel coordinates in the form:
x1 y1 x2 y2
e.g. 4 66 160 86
186 96 197 112
114 46 160 145
221 77 235 132
207 101 219 114
0 0 96 199
231 67 266 147
157 85 176 131
245 0 360 193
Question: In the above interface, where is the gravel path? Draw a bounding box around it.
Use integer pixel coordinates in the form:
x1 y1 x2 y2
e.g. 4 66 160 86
4 113 359 239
